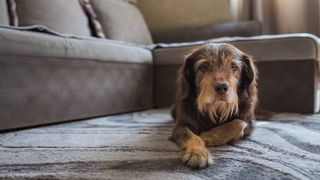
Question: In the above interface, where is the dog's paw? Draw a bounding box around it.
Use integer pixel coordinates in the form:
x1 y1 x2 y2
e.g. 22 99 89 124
231 119 247 140
182 146 213 169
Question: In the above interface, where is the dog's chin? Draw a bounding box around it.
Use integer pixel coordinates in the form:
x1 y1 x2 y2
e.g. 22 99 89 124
216 95 228 102
197 96 238 123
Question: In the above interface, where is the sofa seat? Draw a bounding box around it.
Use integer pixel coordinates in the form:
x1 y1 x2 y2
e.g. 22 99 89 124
0 27 153 131
153 34 320 113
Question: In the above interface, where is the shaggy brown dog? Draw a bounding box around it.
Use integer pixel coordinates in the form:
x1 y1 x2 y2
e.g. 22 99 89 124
171 43 257 169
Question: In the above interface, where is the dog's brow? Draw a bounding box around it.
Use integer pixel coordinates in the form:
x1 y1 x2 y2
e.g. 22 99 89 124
219 52 234 67
217 52 225 67
226 54 236 63
194 59 208 70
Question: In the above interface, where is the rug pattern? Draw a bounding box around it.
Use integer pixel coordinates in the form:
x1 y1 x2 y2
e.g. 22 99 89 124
0 109 319 179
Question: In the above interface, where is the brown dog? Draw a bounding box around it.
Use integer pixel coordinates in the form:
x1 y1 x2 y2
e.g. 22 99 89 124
171 43 257 169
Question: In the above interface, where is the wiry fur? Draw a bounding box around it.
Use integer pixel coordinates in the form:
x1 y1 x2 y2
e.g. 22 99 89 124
196 75 239 123
171 43 258 169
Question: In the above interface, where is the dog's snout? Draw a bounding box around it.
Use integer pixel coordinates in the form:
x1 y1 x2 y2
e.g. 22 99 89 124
215 83 228 94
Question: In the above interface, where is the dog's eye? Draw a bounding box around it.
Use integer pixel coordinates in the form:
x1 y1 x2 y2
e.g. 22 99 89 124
198 64 210 72
230 63 238 71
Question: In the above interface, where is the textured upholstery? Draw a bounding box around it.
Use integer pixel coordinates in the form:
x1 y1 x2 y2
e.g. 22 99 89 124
151 21 262 43
0 0 9 25
153 34 320 113
153 34 320 65
0 27 152 64
14 0 91 36
91 0 153 44
0 56 153 131
0 27 153 131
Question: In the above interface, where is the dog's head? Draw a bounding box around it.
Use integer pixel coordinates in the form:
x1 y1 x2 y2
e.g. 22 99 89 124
179 43 257 122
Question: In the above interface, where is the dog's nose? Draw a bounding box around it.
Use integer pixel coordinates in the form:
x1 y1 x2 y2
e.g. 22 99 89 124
215 83 229 94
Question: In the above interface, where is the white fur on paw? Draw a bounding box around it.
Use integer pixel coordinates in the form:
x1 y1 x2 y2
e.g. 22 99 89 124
182 147 213 169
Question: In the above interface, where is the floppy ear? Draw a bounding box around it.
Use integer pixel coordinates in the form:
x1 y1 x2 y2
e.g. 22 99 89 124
176 53 197 100
240 54 257 97
184 54 197 89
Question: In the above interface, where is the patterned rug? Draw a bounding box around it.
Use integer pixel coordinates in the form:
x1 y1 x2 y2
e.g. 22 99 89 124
0 108 319 180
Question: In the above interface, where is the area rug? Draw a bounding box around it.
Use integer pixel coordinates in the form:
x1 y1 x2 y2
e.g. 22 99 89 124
0 108 319 179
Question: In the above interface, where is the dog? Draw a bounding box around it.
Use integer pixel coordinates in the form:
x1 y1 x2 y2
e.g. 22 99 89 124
171 43 257 169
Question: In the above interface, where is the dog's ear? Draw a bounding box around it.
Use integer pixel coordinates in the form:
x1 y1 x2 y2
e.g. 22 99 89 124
177 53 198 99
183 54 196 89
240 54 257 97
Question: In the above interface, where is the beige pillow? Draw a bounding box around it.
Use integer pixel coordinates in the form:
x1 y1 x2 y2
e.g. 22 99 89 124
0 0 9 25
15 0 92 36
91 0 153 44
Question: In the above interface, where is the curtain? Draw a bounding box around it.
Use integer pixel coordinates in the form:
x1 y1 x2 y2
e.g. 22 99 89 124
230 0 320 36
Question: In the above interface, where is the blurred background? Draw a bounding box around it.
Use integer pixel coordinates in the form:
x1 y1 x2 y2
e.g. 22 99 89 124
137 0 319 43
230 0 320 35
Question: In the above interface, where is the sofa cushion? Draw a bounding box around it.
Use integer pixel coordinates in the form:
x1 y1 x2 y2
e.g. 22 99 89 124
90 0 153 44
0 27 152 64
151 21 262 43
138 0 231 38
0 0 9 25
14 0 92 36
153 34 320 65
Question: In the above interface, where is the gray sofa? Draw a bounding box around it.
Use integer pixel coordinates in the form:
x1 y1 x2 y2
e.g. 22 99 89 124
0 0 319 131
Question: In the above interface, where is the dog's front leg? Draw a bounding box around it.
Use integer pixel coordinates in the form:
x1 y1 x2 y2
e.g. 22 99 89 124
200 119 247 147
172 126 213 169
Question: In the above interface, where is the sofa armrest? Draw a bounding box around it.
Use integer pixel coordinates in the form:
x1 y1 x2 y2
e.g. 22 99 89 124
152 21 262 43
